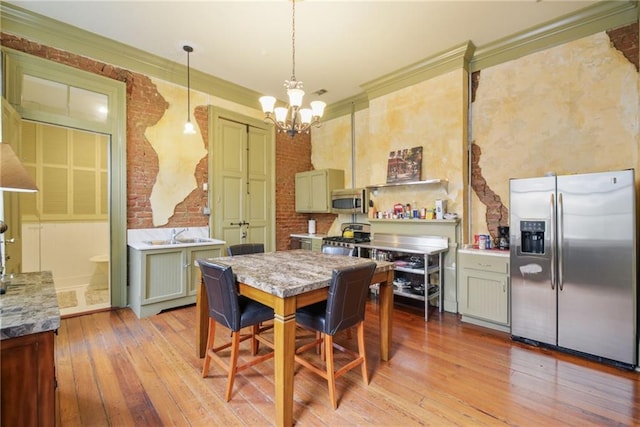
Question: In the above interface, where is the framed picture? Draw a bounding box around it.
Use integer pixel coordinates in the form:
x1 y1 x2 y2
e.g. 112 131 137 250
386 146 422 184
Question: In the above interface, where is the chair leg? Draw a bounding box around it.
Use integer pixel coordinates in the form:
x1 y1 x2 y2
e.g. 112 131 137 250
317 331 323 357
225 331 241 402
324 334 338 410
357 322 369 384
202 318 217 377
345 327 352 339
251 324 259 355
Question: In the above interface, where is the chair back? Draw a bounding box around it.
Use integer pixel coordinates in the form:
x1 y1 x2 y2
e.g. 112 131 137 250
321 245 354 256
227 243 265 256
198 260 242 331
324 262 376 335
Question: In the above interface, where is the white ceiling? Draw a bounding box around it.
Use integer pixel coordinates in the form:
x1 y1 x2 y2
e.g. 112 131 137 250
7 1 602 105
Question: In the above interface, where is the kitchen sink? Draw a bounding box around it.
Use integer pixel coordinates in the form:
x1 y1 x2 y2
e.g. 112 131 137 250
144 237 216 245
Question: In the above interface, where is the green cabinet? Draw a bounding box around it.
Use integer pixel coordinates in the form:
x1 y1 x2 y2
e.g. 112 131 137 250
295 169 344 213
458 250 510 332
128 244 222 318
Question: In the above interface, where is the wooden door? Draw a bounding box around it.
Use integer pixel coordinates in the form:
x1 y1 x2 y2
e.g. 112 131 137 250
213 114 272 249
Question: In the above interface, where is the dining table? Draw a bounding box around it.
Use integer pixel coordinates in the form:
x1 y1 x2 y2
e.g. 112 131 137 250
195 249 395 427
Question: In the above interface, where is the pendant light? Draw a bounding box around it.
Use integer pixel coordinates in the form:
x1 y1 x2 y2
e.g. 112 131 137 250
183 45 196 135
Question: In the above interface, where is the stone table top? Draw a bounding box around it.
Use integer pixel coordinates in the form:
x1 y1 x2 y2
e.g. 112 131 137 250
199 249 394 298
1 271 61 340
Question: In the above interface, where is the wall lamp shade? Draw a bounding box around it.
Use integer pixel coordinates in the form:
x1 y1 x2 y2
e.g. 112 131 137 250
0 143 38 192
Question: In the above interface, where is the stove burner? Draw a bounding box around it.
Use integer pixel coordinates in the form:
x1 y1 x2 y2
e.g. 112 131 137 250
323 236 370 245
322 222 371 248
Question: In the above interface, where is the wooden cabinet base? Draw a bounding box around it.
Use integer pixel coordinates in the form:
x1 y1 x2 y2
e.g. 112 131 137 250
1 331 56 427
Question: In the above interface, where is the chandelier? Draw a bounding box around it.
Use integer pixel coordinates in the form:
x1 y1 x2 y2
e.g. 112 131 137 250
259 0 325 137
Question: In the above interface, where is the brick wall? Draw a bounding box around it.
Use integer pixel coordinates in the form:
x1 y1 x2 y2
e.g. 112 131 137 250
274 130 338 250
608 22 639 72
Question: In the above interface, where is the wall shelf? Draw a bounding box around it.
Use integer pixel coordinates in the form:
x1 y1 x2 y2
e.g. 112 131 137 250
367 179 448 194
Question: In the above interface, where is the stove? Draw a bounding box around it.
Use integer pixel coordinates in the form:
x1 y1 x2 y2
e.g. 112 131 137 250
322 223 371 249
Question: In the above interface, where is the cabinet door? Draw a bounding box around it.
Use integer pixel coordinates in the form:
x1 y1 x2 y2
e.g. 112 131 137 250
459 268 509 324
295 173 312 212
1 332 55 427
309 170 329 211
142 250 187 303
188 246 222 296
295 169 344 213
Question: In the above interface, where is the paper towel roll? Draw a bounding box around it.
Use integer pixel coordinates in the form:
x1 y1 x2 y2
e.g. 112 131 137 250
308 219 316 234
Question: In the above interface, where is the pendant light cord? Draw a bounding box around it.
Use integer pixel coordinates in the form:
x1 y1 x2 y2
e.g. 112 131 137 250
187 48 191 122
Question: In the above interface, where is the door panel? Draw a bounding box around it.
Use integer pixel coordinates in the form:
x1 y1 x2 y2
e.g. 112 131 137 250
246 126 268 245
557 170 636 364
509 176 557 345
218 119 246 247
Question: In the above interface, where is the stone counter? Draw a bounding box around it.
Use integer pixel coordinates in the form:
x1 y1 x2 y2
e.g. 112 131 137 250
204 250 394 298
0 271 61 340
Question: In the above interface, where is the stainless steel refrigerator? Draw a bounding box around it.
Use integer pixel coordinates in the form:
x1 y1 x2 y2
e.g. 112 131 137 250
510 169 637 368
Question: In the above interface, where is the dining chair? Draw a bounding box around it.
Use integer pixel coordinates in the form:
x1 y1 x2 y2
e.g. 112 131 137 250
226 243 265 256
294 262 377 409
198 259 274 401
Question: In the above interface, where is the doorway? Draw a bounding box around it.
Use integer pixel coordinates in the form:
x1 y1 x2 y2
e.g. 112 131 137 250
18 121 111 316
2 49 127 310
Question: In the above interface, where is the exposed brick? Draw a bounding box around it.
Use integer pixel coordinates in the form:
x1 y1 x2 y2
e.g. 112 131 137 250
608 23 639 72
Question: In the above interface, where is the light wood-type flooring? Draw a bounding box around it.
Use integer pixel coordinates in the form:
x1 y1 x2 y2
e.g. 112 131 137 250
55 299 640 426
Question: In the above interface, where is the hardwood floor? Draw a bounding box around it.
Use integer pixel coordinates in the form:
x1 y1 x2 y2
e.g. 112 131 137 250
55 299 640 426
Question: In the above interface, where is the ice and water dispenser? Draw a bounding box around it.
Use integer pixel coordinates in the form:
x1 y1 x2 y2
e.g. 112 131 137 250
520 220 545 254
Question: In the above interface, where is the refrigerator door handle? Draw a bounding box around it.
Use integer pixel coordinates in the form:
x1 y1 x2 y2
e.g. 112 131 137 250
558 192 564 291
549 193 556 290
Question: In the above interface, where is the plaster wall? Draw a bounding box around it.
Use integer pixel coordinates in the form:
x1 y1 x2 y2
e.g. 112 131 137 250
312 69 467 223
471 31 639 239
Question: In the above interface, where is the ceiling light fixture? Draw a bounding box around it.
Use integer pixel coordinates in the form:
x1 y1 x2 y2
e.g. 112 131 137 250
259 0 325 138
183 45 196 135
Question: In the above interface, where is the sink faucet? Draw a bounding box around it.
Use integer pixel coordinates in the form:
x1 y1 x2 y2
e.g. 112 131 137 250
170 228 187 242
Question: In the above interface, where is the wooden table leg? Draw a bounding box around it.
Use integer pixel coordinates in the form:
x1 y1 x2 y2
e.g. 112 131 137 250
274 297 296 427
378 269 394 361
196 276 209 358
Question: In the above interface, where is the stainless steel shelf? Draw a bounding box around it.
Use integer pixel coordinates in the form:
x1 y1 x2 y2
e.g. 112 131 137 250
367 179 448 193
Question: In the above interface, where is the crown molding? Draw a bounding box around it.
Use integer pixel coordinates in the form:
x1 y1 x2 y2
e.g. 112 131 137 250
361 41 476 101
0 2 263 110
323 93 370 121
471 0 639 72
2 1 637 113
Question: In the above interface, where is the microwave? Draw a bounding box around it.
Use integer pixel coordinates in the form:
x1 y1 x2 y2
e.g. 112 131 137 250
331 188 369 214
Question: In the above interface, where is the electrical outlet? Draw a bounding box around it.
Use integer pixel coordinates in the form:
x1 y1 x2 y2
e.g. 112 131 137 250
203 207 211 215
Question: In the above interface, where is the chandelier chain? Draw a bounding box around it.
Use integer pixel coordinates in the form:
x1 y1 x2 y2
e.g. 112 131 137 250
291 0 296 82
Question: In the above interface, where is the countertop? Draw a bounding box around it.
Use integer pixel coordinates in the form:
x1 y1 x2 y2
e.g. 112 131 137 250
356 240 448 255
203 250 393 298
0 271 61 340
458 246 510 257
127 227 225 250
290 233 328 239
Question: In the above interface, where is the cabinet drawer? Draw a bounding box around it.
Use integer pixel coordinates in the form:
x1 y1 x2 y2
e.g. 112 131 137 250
459 253 508 274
